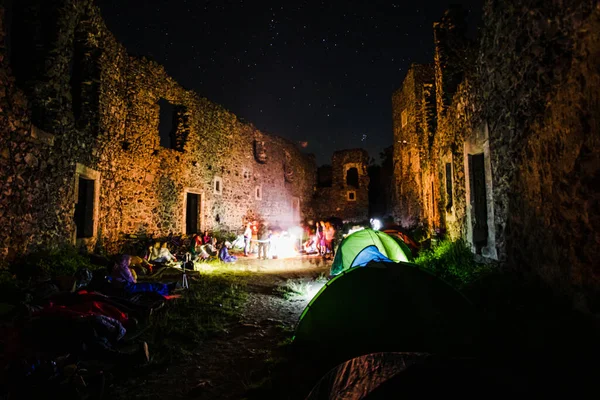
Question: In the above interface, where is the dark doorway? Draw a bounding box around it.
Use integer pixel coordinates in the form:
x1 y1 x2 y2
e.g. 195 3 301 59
186 193 200 234
346 167 359 188
468 153 488 253
75 177 94 238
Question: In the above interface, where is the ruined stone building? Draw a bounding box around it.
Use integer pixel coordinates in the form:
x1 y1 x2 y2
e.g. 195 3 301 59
313 149 370 222
392 1 599 315
0 0 369 260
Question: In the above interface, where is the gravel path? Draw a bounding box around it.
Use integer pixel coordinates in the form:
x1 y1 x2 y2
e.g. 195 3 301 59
115 255 331 400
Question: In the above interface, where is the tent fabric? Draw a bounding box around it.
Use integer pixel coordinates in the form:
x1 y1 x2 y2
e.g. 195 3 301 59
382 227 420 251
331 229 410 275
386 235 414 262
305 352 433 400
306 352 540 399
350 246 393 268
294 261 479 362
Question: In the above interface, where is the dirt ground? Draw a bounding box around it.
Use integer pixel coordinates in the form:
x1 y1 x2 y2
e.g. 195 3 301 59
113 255 331 400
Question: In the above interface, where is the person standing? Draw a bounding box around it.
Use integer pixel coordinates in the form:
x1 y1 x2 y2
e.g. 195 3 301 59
243 222 252 256
257 223 270 260
318 221 326 256
324 222 336 258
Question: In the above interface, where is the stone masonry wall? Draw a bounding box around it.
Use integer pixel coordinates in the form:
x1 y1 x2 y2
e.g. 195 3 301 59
391 64 436 229
313 149 370 222
391 1 599 316
478 0 600 314
0 0 317 261
432 79 479 242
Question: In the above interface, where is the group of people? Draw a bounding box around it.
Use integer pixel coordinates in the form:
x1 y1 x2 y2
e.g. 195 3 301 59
111 254 180 295
243 221 274 260
109 228 248 296
191 230 237 263
303 220 336 258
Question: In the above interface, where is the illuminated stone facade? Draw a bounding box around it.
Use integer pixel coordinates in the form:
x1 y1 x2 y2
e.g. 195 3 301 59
392 64 436 229
0 0 328 259
392 1 600 315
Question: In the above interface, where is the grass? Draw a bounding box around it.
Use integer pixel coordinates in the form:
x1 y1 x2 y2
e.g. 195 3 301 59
140 272 247 363
415 239 494 289
276 280 312 300
275 275 328 301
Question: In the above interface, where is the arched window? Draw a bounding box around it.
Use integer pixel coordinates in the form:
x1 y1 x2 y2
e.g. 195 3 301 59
346 167 359 188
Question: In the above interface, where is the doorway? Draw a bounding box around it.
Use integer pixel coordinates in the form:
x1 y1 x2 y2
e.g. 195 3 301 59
186 193 200 234
74 177 95 238
469 153 488 254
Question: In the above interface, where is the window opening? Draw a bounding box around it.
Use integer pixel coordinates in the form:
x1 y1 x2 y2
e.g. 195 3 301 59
346 167 359 188
158 98 176 149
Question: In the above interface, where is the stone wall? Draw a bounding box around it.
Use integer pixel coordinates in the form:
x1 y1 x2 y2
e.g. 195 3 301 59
391 64 436 228
0 0 318 261
313 149 370 222
478 0 600 314
391 1 600 315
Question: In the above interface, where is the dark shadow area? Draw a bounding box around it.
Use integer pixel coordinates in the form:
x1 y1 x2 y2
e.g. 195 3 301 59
316 165 332 188
157 98 175 149
246 271 599 400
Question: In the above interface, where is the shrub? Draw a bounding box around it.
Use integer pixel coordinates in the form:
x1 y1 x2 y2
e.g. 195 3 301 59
0 269 22 302
407 224 428 244
9 245 103 281
211 229 237 244
415 239 493 289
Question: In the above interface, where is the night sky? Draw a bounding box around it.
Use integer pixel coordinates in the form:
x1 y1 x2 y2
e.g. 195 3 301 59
97 0 482 166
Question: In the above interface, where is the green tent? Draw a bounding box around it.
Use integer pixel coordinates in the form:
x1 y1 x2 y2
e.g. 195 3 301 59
387 235 414 262
331 229 410 275
294 261 479 362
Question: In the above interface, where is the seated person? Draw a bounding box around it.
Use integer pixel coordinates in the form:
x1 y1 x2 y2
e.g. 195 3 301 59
149 242 177 264
303 236 317 254
112 255 178 295
129 255 153 275
201 237 219 257
202 230 211 244
197 246 210 260
218 241 237 263
147 242 161 261
190 234 203 259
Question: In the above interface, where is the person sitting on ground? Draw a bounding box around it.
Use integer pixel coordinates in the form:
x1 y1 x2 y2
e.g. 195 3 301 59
202 237 218 257
150 242 177 264
129 255 153 275
189 233 202 260
111 254 179 295
218 241 238 263
147 242 161 262
202 230 211 245
303 231 317 254
197 245 210 260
